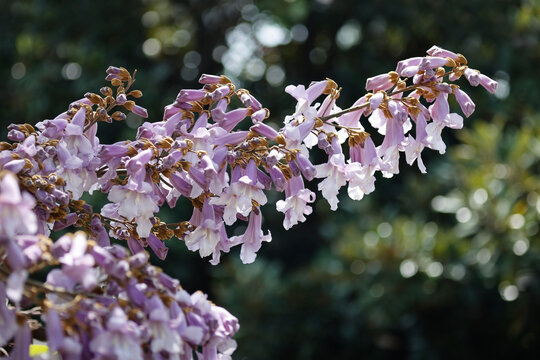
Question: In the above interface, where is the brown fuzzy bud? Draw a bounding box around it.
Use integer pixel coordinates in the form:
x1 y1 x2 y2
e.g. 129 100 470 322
123 101 135 111
128 90 143 98
84 92 104 105
111 111 127 121
456 54 467 65
388 71 400 82
276 134 286 146
111 78 122 87
435 67 446 77
70 200 86 209
323 78 338 95
22 124 35 134
100 87 113 96
0 142 13 151
445 58 457 68
219 75 232 84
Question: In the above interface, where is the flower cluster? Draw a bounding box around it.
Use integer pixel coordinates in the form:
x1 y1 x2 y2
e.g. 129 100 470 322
0 174 238 359
0 47 497 358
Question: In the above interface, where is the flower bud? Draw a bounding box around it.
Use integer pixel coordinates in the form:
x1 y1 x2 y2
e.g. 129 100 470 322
295 153 316 181
250 122 278 140
270 166 287 192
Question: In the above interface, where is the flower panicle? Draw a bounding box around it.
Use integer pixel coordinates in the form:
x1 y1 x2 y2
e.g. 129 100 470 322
0 45 498 358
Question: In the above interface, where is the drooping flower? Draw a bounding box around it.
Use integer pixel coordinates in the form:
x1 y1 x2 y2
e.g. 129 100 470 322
210 160 267 225
425 93 464 154
0 173 37 238
89 307 143 360
404 109 429 173
276 175 316 229
184 200 222 258
145 295 184 356
0 282 17 347
315 153 348 210
229 210 271 264
107 184 159 238
56 232 97 290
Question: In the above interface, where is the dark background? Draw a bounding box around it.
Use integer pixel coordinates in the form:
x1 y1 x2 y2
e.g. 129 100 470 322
2 0 540 358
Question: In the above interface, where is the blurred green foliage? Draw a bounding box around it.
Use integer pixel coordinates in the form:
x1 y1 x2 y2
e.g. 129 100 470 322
2 0 540 358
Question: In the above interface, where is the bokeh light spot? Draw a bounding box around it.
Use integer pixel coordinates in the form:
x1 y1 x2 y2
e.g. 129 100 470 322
61 62 81 80
513 238 529 256
255 21 290 48
426 262 443 278
476 248 492 264
363 231 379 247
173 30 191 48
336 20 362 50
142 38 161 57
11 62 26 79
184 51 201 69
509 213 525 229
472 188 488 207
494 78 510 100
244 58 266 81
212 45 227 62
456 207 472 223
499 283 519 301
422 222 438 237
400 259 418 278
377 222 392 238
449 264 466 281
291 24 308 42
266 65 285 86
141 11 159 28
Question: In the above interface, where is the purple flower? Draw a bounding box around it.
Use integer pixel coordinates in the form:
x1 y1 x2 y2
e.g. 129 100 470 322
276 175 316 230
176 89 206 102
404 110 429 173
365 73 395 92
11 321 31 360
295 152 317 181
250 122 278 140
57 233 97 290
369 92 385 111
454 87 475 118
89 307 143 360
0 282 17 347
116 93 127 105
90 216 110 247
315 153 348 210
478 73 498 93
345 162 376 200
396 57 422 76
210 160 267 225
230 210 271 264
425 93 464 154
199 73 226 84
7 129 25 142
426 45 459 59
464 68 481 86
239 90 262 111
45 308 82 358
184 200 222 258
6 270 27 304
131 104 149 118
107 184 159 238
0 173 37 238
147 233 168 260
